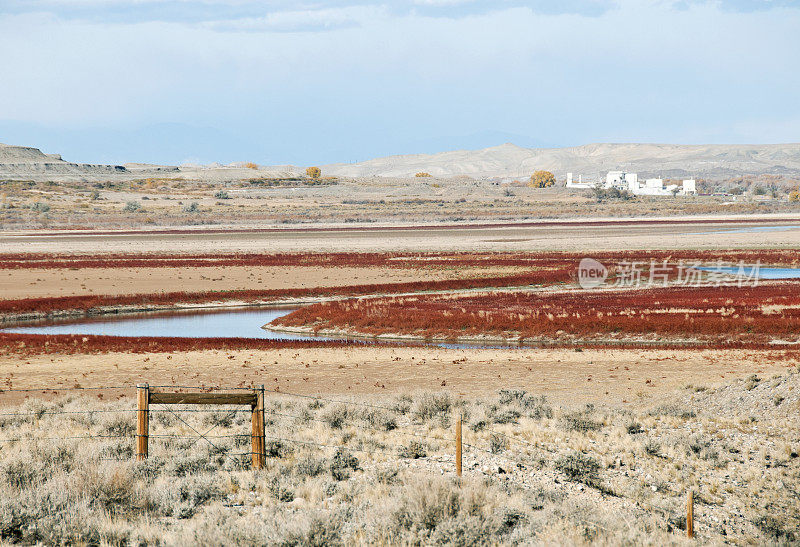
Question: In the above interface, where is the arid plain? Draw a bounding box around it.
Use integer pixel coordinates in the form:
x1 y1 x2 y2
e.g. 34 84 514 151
2 220 799 403
1 204 799 544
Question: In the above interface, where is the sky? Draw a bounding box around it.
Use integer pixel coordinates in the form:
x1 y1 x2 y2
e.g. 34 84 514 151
0 0 799 166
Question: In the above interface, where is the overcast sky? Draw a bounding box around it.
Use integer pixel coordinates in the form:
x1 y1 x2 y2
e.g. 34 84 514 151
1 0 798 165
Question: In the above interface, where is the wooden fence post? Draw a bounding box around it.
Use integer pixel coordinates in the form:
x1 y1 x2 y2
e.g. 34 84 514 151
456 413 462 477
251 385 265 470
687 490 694 539
136 383 149 461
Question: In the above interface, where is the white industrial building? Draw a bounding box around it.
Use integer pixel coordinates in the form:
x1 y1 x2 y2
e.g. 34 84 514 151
565 172 594 188
566 171 696 196
606 171 640 191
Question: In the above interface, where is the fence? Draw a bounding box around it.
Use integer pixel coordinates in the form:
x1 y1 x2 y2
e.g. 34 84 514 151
136 383 266 469
0 383 696 538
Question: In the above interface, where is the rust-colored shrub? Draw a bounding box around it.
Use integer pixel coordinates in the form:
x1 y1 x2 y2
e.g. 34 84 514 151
272 282 800 347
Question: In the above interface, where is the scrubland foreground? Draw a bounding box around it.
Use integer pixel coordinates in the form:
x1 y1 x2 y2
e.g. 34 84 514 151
0 368 798 545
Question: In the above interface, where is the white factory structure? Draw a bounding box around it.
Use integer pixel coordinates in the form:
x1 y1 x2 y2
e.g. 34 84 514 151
566 171 696 196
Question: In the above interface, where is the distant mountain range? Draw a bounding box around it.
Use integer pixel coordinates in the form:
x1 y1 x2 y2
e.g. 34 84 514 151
3 141 800 181
322 143 800 180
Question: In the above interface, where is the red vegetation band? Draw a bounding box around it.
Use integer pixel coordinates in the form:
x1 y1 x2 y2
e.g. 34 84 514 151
0 332 380 357
0 332 791 356
272 281 800 345
0 269 573 316
1 250 798 270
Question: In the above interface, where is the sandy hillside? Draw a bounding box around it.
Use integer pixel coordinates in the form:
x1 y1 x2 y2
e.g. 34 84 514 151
4 141 800 182
322 142 800 180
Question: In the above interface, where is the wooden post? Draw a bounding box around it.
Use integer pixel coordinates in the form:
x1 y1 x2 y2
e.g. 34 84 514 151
258 384 266 468
687 490 694 539
251 385 265 470
456 413 462 477
136 383 149 461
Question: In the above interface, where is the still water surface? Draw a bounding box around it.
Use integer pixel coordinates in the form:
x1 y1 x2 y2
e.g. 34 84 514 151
5 265 800 341
1 308 311 340
695 267 800 280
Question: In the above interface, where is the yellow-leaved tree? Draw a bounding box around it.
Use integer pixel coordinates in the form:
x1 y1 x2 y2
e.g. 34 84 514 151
306 166 321 179
529 170 556 188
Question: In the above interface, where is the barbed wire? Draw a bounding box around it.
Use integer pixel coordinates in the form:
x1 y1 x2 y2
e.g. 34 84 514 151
0 433 132 443
0 408 136 417
149 407 252 413
150 434 249 439
0 385 132 393
0 384 694 523
145 385 403 412
147 385 255 391
0 385 549 478
262 388 402 412
256 434 410 459
0 386 545 465
263 407 455 445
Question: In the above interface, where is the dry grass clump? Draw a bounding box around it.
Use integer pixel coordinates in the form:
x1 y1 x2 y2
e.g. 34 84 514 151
0 373 798 544
558 407 603 432
554 452 600 485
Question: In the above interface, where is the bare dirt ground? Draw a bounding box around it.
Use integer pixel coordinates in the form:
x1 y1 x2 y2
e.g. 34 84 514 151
0 346 794 409
2 215 800 254
0 265 522 300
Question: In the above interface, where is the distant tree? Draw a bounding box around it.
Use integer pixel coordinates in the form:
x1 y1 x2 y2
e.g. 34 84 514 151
789 188 800 202
214 190 230 199
306 166 321 179
752 185 766 196
415 172 432 178
245 162 258 170
529 170 556 188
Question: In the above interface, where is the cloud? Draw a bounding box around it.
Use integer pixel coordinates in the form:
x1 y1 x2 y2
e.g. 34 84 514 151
1 0 615 26
200 6 372 33
667 0 800 11
3 0 796 28
714 0 800 11
0 0 798 164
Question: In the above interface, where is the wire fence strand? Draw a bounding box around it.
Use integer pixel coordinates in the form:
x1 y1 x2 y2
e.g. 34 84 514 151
0 384 546 477
0 386 133 393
